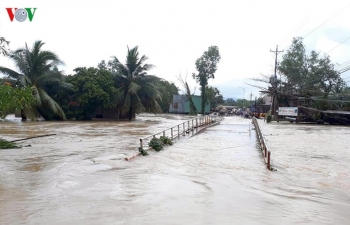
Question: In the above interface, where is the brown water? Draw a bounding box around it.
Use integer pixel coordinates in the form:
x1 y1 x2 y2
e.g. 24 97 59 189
0 114 349 225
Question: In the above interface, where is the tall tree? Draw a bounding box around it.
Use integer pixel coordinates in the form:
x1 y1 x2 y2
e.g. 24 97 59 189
58 67 120 120
112 46 161 120
0 40 71 120
177 74 198 115
205 86 224 108
192 46 221 114
155 79 179 113
278 37 345 98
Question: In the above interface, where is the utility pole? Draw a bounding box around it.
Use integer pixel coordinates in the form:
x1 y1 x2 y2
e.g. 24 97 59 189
270 45 283 117
270 45 283 91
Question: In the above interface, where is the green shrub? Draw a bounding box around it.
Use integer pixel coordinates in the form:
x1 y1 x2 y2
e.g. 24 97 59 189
138 147 148 156
148 137 163 151
0 139 18 149
159 136 173 145
266 115 272 123
148 136 173 152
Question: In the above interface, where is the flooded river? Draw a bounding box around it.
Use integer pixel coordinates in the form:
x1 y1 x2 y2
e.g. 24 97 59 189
0 114 349 224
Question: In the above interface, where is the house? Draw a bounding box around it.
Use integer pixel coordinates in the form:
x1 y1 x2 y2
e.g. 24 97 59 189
255 95 272 114
169 95 210 114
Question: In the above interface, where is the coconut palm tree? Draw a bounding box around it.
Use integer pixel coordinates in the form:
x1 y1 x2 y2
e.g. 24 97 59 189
0 40 71 120
112 46 162 120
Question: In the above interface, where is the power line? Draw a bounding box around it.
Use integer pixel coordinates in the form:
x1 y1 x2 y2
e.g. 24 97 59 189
327 36 350 54
278 16 310 45
335 60 350 69
303 3 350 38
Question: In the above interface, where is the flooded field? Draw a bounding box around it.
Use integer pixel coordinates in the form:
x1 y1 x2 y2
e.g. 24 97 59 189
0 114 349 224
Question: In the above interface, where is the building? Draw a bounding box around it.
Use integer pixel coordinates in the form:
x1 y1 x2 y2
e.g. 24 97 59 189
169 95 210 114
255 95 272 114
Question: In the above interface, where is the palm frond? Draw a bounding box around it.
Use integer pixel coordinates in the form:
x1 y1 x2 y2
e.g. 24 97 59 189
121 93 131 114
23 106 40 121
38 88 67 120
0 67 22 79
21 75 32 87
128 82 141 94
31 85 42 106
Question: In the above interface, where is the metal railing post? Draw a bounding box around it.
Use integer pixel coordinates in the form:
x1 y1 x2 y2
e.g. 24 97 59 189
171 128 173 140
267 151 271 169
140 139 143 149
163 131 165 137
192 119 194 134
183 123 185 136
178 125 180 138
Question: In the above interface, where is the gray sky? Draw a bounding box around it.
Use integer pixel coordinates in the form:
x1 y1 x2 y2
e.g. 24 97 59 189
1 0 350 100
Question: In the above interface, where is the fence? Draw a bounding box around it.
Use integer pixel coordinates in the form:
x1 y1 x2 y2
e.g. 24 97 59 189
251 116 272 170
125 116 219 161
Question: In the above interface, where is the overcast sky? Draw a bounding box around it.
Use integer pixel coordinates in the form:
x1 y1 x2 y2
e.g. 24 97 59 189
1 0 350 100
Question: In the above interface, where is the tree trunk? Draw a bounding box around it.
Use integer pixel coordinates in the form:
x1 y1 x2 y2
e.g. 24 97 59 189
201 85 206 115
21 109 27 121
128 106 133 120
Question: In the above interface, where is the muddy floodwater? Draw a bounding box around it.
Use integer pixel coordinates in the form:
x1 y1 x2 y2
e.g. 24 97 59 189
0 114 350 225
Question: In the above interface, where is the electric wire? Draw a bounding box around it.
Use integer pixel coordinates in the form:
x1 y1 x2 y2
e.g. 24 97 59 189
303 3 350 38
327 36 350 54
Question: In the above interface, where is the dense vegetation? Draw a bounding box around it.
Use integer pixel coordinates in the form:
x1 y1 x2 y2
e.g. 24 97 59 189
251 37 349 111
277 37 348 110
0 41 72 120
0 39 180 120
0 83 34 119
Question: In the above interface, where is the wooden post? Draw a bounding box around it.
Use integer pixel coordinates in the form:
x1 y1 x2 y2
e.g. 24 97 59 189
171 128 173 140
267 151 271 169
192 119 194 133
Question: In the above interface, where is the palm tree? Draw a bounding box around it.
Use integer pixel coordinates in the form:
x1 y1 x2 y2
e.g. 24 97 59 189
112 46 162 120
0 40 71 120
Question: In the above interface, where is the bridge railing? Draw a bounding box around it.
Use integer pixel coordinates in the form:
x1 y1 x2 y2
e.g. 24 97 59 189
126 116 219 161
252 116 272 170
